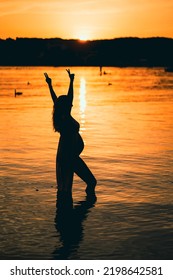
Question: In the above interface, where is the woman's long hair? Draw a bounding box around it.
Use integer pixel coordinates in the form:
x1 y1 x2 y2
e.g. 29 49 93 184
52 95 70 132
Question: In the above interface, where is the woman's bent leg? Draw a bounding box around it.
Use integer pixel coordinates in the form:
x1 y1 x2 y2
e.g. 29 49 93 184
74 157 97 194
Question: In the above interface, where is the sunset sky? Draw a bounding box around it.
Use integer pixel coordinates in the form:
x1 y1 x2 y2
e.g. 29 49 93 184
0 0 173 40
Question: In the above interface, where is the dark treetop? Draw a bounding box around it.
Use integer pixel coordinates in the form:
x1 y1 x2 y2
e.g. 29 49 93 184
0 37 173 67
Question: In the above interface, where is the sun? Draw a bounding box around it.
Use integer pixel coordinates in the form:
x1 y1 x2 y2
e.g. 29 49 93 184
78 35 89 41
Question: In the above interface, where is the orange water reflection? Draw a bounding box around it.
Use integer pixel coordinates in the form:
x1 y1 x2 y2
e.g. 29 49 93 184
0 67 173 259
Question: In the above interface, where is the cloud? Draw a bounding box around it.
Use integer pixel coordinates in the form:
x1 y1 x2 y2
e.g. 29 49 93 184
0 2 35 17
1 0 172 19
0 0 121 18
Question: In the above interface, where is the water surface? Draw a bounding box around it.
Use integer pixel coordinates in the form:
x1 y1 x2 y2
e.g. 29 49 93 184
0 66 173 259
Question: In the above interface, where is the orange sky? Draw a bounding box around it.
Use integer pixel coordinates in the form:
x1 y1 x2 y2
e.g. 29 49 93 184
0 0 173 40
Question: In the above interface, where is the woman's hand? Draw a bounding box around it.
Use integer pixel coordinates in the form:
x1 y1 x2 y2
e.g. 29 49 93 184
66 69 75 81
44 72 52 86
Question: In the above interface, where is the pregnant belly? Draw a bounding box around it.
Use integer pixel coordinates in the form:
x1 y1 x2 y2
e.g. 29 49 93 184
58 133 84 158
76 133 84 155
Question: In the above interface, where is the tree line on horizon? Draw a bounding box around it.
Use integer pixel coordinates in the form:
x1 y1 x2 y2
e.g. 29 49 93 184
0 37 173 67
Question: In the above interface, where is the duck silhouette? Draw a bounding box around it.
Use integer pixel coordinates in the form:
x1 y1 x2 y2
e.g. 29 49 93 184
14 89 23 97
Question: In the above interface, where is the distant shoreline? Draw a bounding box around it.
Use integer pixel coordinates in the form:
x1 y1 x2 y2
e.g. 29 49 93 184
0 37 173 67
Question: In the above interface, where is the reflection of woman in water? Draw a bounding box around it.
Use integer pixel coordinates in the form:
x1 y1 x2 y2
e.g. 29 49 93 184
53 193 97 259
44 69 97 196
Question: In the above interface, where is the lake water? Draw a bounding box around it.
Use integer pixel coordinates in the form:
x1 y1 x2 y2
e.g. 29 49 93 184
0 66 173 260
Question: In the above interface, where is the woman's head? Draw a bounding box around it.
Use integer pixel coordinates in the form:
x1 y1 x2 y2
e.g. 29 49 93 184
52 95 71 132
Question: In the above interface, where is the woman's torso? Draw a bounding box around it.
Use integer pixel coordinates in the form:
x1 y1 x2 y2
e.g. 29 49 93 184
58 116 84 156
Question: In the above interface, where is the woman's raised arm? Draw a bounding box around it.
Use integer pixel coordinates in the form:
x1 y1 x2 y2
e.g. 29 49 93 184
66 69 75 106
44 72 57 103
